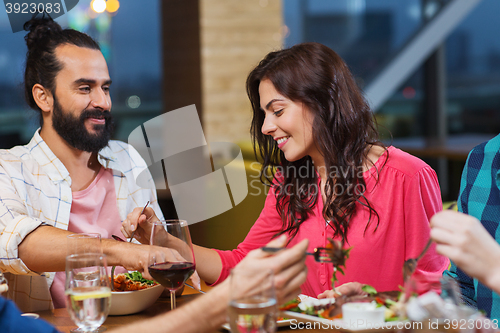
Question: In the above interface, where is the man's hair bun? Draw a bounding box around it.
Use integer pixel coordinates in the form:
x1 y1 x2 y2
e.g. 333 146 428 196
23 14 62 50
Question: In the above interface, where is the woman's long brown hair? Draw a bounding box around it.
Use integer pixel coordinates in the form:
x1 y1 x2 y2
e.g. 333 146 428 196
246 42 385 242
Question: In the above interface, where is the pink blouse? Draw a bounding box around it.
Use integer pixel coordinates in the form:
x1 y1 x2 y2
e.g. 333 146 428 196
213 146 449 297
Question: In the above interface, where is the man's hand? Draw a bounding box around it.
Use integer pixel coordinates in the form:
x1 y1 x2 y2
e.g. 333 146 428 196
106 241 154 278
430 210 500 289
231 235 308 305
120 207 159 244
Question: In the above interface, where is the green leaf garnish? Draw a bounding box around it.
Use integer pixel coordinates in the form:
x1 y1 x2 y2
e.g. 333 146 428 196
385 299 397 306
361 284 377 295
124 271 156 285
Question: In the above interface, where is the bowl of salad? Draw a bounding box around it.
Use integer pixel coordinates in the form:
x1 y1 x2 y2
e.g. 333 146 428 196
109 271 164 315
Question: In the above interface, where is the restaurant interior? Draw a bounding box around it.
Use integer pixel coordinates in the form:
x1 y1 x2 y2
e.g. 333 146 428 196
3 0 500 331
0 0 499 253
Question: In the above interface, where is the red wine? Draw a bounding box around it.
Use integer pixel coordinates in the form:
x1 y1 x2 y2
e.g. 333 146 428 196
148 262 195 290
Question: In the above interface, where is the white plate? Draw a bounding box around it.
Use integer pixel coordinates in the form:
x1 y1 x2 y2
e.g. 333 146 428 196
221 319 293 331
283 311 406 333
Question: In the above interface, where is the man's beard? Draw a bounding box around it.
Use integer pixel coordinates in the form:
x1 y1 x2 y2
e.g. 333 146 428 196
52 98 115 153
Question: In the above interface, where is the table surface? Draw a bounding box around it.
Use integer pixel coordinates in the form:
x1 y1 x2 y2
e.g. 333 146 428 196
35 284 330 333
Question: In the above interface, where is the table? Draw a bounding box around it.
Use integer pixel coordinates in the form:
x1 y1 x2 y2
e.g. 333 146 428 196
37 293 208 333
37 283 216 333
35 284 328 333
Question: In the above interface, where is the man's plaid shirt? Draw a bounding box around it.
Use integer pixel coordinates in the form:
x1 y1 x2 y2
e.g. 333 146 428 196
0 130 162 312
444 133 500 320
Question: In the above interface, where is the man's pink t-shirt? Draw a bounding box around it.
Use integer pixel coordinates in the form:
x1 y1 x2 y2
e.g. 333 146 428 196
50 167 124 308
213 146 450 297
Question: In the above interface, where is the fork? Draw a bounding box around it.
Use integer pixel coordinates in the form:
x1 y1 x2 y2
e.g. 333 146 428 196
128 201 149 243
403 202 457 281
262 246 341 295
402 238 433 282
261 247 332 263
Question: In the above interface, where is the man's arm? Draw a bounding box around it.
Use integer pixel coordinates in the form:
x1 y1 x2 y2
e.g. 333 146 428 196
111 281 230 333
18 225 156 277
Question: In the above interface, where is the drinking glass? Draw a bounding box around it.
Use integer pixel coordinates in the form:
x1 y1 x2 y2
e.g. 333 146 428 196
228 269 278 333
67 233 102 256
0 271 7 294
67 233 104 333
148 220 195 310
65 253 111 333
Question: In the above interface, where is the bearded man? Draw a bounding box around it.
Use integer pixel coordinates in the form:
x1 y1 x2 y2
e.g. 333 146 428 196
0 15 164 311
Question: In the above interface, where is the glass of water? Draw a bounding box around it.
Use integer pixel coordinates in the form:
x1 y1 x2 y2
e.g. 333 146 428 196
228 268 277 333
65 253 111 333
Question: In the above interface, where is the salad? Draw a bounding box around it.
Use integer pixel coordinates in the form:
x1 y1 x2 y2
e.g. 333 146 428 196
112 271 158 292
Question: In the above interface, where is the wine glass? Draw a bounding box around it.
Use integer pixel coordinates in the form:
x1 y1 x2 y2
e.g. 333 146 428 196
228 269 277 333
65 253 111 333
148 220 196 310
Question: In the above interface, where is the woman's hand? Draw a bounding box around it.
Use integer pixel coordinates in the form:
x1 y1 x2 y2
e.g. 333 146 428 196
317 282 367 299
121 206 159 244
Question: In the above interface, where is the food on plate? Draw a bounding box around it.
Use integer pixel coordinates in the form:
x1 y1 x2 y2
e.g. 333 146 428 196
112 271 158 292
282 286 403 322
279 297 302 311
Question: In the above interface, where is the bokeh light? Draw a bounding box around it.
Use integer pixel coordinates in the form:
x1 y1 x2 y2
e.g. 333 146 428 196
68 6 91 32
91 0 106 13
403 86 416 99
95 12 111 32
106 0 120 13
127 96 141 109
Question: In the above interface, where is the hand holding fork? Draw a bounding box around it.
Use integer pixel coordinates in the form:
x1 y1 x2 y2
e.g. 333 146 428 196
263 239 348 296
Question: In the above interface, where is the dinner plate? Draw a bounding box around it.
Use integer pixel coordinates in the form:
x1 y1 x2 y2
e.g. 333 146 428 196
221 319 293 331
283 311 407 333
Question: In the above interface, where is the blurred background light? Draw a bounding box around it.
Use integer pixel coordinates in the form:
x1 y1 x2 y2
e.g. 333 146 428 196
106 0 120 13
95 12 111 32
67 6 91 31
402 86 416 99
127 95 141 109
91 0 106 14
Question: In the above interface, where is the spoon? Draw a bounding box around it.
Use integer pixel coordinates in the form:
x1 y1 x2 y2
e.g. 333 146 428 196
111 201 150 290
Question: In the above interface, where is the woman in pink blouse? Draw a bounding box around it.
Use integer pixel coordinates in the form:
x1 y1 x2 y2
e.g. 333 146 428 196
124 42 449 298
